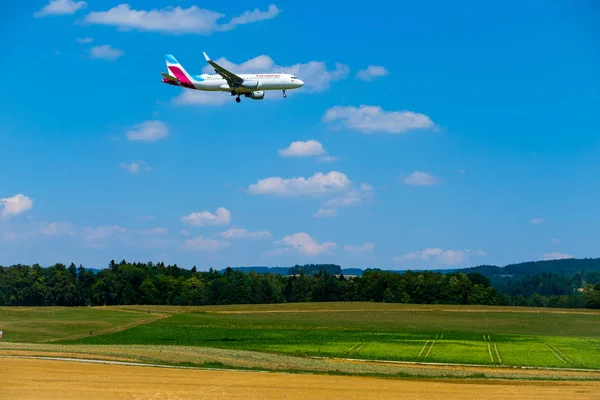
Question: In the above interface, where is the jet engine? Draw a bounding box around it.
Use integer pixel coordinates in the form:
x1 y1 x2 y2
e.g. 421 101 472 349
240 80 259 89
245 91 265 100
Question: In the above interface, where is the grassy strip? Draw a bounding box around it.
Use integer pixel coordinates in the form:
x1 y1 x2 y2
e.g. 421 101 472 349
2 342 599 382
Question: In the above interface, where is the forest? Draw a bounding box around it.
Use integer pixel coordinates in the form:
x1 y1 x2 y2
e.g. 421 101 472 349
1 259 599 308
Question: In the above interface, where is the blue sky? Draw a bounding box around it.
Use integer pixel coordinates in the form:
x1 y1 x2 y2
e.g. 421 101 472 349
1 0 599 270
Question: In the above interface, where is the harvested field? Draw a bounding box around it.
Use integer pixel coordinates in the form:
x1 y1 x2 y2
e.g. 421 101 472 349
2 358 599 400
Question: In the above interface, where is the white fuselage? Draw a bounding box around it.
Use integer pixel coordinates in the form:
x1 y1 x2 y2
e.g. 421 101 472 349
192 73 304 93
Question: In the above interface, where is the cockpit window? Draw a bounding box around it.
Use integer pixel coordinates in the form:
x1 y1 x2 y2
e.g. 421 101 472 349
291 76 297 79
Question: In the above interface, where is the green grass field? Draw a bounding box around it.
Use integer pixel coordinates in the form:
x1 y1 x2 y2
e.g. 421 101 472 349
0 307 161 342
1 303 600 372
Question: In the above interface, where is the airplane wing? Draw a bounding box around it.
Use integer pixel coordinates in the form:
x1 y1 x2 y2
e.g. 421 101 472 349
203 52 244 86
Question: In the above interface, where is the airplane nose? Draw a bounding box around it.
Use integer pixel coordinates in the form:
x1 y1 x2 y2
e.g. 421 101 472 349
297 79 304 87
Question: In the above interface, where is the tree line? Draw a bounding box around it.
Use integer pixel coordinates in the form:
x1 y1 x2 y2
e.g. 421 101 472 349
0 260 599 308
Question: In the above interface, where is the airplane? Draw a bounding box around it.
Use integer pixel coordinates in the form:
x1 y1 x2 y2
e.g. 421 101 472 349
161 53 304 103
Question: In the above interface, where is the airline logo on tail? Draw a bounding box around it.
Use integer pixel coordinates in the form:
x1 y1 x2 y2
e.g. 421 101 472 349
164 54 196 88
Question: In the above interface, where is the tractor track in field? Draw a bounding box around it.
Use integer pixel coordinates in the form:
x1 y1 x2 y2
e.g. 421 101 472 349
540 341 572 366
483 334 502 364
418 341 430 358
484 334 502 365
418 334 439 359
346 343 367 355
494 343 502 364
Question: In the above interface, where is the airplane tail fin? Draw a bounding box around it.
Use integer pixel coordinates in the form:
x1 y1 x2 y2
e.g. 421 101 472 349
164 54 195 88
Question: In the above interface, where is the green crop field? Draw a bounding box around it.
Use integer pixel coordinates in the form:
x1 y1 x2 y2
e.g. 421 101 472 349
0 307 161 342
1 303 600 375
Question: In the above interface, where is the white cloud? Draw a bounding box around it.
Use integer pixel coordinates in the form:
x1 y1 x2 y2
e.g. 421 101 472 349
276 232 336 256
34 0 86 18
136 215 154 221
1 220 170 248
344 243 374 253
395 248 442 262
180 229 190 236
551 237 560 244
122 162 141 173
313 208 337 218
172 90 231 106
2 231 26 242
38 221 76 236
323 105 436 134
248 171 351 197
278 140 337 162
402 171 440 186
126 121 169 142
325 183 373 207
1 220 76 242
120 161 151 174
457 169 465 174
530 218 544 225
220 228 271 240
219 5 281 31
543 252 573 261
1 194 33 218
76 37 93 44
183 236 231 251
279 140 326 158
82 224 170 249
137 227 167 235
317 155 337 163
88 45 124 61
393 248 486 266
181 207 231 227
356 65 389 81
439 250 469 265
85 4 280 35
84 225 127 242
83 226 127 248
200 55 349 93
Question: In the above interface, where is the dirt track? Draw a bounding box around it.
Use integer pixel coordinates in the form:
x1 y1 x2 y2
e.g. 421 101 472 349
2 358 599 400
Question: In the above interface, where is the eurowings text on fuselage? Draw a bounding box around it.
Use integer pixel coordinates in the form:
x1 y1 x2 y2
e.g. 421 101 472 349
161 53 304 103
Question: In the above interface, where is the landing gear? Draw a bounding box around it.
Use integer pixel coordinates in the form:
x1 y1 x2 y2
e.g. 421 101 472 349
235 96 241 103
283 89 287 98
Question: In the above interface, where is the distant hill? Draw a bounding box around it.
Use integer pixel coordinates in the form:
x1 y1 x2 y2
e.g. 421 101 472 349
223 258 600 280
223 266 290 275
85 268 102 274
459 258 600 279
340 268 364 276
289 264 342 276
225 265 360 276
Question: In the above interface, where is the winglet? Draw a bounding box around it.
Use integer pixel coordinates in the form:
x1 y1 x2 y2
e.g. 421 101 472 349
203 52 210 62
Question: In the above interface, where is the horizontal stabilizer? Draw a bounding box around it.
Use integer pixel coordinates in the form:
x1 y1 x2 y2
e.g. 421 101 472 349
161 72 177 82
